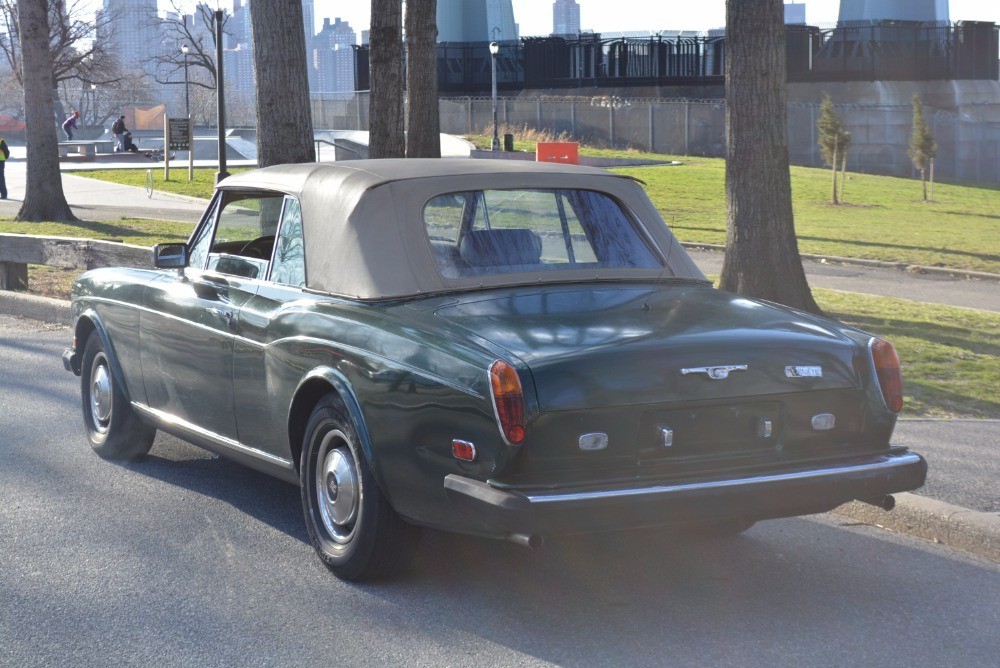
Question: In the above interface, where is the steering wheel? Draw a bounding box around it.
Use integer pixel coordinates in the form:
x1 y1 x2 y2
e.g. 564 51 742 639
240 235 275 259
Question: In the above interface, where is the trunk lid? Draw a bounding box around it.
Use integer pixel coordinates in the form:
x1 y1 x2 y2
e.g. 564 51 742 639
433 284 862 412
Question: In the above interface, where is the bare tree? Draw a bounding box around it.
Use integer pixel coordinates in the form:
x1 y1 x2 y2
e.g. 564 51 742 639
908 95 937 202
405 0 440 158
15 0 75 222
249 0 315 167
1 0 117 88
149 2 225 93
718 0 819 314
370 0 404 159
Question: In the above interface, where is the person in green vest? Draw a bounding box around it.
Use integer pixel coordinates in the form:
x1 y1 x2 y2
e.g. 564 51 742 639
0 136 8 199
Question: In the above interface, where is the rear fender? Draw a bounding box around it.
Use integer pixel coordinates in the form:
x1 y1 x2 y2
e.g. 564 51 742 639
289 366 387 491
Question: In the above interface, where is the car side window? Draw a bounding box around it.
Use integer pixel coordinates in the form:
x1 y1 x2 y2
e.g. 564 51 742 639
187 196 221 270
270 196 306 288
206 193 284 280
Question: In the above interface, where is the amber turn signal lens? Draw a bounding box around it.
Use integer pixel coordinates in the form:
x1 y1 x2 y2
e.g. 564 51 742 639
489 360 526 445
871 338 904 413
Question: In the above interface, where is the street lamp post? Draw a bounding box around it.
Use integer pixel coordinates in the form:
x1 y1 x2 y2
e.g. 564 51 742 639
489 41 500 151
214 7 228 183
181 43 190 119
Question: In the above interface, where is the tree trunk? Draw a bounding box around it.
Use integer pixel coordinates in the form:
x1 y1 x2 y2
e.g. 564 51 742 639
840 153 847 203
370 0 404 159
718 0 819 315
249 0 315 167
920 168 927 201
15 0 76 223
405 0 440 158
830 149 838 205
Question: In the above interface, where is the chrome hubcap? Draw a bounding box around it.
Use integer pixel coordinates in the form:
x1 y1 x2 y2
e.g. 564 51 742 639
90 355 112 433
315 430 359 544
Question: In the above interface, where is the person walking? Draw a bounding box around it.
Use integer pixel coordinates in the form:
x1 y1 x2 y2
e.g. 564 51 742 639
111 115 127 152
0 136 8 199
61 111 80 141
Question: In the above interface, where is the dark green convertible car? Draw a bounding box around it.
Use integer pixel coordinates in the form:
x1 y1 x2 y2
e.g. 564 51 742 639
63 159 926 580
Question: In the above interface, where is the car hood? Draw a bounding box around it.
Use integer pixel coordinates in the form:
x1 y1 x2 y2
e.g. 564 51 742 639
432 284 865 411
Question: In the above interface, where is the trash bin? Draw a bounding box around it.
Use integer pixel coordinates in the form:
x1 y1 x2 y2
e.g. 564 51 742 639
503 133 514 152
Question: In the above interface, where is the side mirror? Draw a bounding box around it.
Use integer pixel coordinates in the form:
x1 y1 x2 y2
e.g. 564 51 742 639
153 243 189 270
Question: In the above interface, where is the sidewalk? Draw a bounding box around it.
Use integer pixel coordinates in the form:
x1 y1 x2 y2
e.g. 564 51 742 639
0 144 997 562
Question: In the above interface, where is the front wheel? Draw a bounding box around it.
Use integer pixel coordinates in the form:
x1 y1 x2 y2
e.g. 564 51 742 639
300 394 419 581
80 331 155 460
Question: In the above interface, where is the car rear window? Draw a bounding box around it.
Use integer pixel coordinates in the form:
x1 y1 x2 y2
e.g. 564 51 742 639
423 189 662 279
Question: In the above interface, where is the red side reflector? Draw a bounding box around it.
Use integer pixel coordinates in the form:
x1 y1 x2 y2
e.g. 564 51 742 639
489 360 526 445
871 338 904 413
452 439 476 462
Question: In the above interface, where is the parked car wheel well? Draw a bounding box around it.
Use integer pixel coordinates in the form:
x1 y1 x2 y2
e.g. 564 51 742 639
289 378 338 472
75 316 97 358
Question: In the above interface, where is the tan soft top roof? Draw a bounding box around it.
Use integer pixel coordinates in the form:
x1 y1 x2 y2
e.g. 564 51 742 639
217 159 706 300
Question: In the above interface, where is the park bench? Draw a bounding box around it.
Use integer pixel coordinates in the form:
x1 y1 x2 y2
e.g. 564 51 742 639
57 139 116 159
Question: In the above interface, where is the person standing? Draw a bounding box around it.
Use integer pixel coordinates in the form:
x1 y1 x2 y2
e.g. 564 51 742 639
61 111 80 141
111 115 127 152
0 136 8 199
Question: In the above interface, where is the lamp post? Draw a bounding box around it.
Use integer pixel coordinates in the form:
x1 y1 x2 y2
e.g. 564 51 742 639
89 83 97 126
489 41 500 151
181 43 190 118
214 7 228 183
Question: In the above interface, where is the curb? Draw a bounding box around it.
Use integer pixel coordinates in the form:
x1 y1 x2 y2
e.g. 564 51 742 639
0 291 72 326
681 242 1000 284
832 493 1000 563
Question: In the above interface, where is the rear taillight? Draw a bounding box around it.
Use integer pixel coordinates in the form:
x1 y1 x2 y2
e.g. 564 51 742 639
870 338 904 413
488 360 525 445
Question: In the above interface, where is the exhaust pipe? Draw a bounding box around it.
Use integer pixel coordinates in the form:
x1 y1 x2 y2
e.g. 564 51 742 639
507 533 544 549
861 495 895 511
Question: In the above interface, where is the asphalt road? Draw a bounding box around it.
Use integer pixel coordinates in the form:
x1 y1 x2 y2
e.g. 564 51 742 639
2 315 999 666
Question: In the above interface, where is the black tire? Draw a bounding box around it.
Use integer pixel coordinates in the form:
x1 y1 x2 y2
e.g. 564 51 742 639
80 331 156 460
300 393 419 581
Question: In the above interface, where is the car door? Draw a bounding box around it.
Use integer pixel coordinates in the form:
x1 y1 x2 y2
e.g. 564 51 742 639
140 190 281 443
231 195 310 462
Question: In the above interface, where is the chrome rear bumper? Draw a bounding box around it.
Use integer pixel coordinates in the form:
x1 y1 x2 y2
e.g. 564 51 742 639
444 450 927 536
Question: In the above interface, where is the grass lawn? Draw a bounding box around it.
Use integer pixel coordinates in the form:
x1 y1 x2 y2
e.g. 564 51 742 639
67 167 248 200
465 135 1000 275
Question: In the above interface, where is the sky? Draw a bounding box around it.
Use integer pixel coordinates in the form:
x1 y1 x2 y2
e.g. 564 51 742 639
309 0 1000 39
163 1 1000 41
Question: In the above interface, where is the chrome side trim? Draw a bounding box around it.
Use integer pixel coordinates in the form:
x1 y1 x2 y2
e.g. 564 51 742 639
132 403 294 470
524 452 923 505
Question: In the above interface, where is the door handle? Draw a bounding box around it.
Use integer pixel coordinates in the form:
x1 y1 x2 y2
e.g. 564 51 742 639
208 307 234 326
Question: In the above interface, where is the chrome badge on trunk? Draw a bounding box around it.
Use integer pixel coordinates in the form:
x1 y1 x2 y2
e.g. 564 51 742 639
680 365 748 380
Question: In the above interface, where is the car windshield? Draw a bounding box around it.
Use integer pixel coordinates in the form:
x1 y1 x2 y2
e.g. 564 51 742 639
423 188 662 279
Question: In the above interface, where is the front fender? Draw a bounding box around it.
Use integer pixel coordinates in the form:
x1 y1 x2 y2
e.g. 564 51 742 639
73 310 138 406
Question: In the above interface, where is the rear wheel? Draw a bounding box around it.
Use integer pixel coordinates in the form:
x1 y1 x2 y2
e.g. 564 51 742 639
80 332 155 460
300 393 419 581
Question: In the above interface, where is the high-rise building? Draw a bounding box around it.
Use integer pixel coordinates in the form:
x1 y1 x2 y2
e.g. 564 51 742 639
553 0 581 37
97 0 163 72
437 0 519 43
784 2 806 25
312 18 357 93
837 0 949 25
